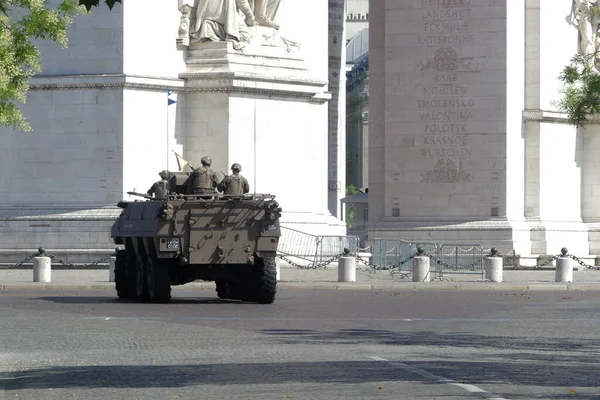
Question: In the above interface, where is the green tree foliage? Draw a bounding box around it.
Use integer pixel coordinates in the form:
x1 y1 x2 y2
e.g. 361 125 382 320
78 0 120 12
345 185 360 229
557 53 600 127
346 184 360 196
0 0 120 131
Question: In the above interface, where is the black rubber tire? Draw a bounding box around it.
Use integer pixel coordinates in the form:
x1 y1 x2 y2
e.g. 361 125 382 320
135 256 149 302
255 256 277 304
115 250 131 298
228 282 247 301
147 256 171 303
215 279 231 299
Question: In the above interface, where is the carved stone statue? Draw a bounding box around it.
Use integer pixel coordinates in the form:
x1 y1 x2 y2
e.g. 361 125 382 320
572 0 600 70
250 0 282 29
178 0 289 51
189 0 256 50
177 0 194 46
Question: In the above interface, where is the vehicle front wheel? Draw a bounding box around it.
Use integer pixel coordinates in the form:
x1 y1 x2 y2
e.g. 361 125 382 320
147 256 171 303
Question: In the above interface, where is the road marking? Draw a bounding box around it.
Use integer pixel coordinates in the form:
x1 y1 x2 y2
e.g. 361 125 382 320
369 356 510 400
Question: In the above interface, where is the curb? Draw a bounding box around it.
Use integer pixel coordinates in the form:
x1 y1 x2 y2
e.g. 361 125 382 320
1 282 600 291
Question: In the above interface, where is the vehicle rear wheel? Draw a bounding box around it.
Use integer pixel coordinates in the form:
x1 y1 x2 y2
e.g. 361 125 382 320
136 255 149 302
147 256 171 303
215 279 231 299
255 256 277 304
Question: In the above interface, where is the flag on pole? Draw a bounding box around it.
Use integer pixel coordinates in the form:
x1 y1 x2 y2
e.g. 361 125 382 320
168 89 176 106
172 150 190 172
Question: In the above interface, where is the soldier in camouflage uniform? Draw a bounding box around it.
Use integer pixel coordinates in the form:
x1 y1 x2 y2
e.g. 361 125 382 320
218 163 250 195
147 170 170 199
187 156 219 194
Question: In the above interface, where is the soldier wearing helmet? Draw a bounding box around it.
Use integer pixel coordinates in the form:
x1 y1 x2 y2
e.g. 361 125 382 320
218 163 250 195
147 170 170 199
187 156 219 194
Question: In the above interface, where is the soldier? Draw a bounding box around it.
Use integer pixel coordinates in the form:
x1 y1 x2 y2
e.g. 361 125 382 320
187 156 219 194
147 170 170 199
218 163 250 195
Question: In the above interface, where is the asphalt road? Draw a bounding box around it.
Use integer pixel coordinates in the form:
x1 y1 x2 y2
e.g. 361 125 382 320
1 288 599 400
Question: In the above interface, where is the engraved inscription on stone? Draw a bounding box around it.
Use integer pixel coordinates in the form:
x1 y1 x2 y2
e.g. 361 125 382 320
417 38 479 182
416 34 474 45
421 159 471 183
420 135 471 159
420 47 477 71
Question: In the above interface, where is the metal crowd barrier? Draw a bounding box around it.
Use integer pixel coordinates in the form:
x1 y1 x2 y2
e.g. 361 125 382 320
278 226 360 267
277 226 320 265
371 239 411 268
317 235 360 262
437 244 484 279
371 239 484 279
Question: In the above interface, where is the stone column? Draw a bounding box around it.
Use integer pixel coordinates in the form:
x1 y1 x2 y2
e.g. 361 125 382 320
367 0 530 252
328 0 347 219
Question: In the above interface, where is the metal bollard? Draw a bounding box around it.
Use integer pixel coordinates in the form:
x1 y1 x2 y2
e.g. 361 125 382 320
33 256 51 282
109 256 116 282
555 247 573 283
338 256 356 282
412 247 430 282
485 248 503 282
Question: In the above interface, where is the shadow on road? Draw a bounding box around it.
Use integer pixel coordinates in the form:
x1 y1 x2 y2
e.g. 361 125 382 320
1 358 598 398
36 296 241 305
260 328 595 352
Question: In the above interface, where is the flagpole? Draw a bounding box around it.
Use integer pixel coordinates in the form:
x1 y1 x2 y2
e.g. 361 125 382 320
166 90 170 171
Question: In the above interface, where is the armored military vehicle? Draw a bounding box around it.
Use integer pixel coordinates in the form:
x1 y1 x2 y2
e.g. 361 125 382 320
111 171 282 304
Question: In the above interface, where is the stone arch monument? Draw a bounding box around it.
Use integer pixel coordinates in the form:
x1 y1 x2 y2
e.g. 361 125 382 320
0 0 345 263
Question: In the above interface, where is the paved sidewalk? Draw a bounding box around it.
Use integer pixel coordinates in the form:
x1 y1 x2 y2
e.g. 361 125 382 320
1 265 600 291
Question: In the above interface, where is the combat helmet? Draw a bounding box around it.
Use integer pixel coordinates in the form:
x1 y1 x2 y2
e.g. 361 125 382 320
159 170 169 179
231 163 242 172
201 156 212 166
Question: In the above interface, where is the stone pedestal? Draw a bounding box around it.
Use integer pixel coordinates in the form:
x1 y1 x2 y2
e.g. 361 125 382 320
178 39 345 235
0 207 119 263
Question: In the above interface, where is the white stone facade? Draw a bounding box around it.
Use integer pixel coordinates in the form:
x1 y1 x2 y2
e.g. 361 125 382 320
368 0 597 259
0 0 344 262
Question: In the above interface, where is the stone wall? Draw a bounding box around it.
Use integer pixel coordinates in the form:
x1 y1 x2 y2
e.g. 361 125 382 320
367 0 600 258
